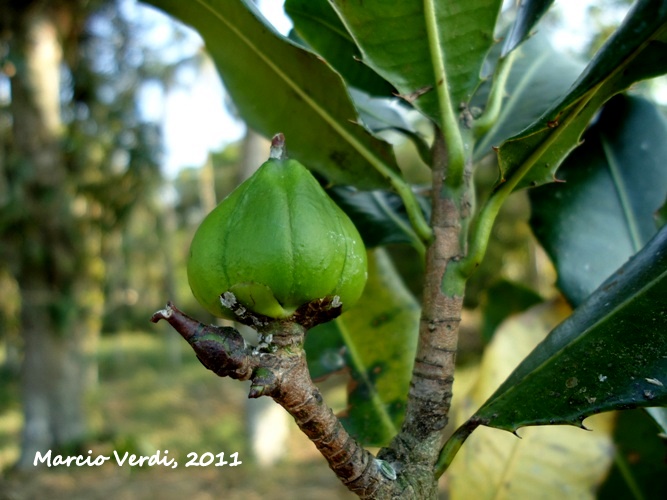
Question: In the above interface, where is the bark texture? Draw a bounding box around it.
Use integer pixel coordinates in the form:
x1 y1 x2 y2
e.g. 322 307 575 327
152 303 395 498
400 134 465 460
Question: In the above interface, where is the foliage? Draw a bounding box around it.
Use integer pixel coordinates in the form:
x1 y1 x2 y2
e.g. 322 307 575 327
146 0 667 496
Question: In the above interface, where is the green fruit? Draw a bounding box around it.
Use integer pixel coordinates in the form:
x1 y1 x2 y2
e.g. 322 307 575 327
187 155 367 321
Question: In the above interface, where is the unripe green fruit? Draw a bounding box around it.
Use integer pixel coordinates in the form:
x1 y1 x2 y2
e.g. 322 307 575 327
187 156 367 321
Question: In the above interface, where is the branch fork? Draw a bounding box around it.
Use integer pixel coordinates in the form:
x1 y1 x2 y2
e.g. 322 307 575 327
151 301 394 498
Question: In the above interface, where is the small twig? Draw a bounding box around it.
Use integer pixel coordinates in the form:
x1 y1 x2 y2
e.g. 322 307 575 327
151 302 393 498
473 51 516 138
151 302 254 380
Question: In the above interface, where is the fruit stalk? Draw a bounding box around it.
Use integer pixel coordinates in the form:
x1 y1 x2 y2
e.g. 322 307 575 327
152 303 393 498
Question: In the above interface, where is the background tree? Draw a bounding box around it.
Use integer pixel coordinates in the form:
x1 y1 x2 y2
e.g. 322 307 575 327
0 0 163 468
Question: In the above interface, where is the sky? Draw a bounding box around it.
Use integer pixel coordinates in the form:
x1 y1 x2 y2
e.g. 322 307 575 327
146 0 640 178
141 1 292 178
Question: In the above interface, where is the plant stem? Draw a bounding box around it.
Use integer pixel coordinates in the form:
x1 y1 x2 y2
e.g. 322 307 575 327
474 51 516 138
434 418 481 478
424 0 466 188
152 302 394 498
389 173 434 246
458 86 599 278
267 343 392 498
396 132 466 466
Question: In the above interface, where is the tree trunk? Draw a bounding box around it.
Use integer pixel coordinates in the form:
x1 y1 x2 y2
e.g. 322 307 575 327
3 1 102 469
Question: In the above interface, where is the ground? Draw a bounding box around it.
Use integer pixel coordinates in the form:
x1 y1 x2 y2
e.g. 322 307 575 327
0 331 355 499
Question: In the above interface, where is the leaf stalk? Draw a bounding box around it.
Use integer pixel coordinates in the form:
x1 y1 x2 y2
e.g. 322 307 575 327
458 86 598 279
424 0 467 187
474 51 516 138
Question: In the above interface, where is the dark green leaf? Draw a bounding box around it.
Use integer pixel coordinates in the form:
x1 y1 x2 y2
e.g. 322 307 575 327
497 0 667 190
326 186 430 249
284 0 394 96
530 95 667 305
145 0 400 189
307 249 419 446
597 409 667 500
329 0 503 126
501 0 555 56
472 225 667 431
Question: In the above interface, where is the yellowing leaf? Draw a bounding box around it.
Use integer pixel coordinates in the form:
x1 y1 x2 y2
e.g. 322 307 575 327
447 300 616 499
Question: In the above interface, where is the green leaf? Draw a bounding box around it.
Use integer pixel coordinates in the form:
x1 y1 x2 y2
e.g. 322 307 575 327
307 248 419 446
474 33 584 160
447 301 614 499
348 89 432 166
284 0 394 96
501 0 555 56
305 320 347 381
530 95 667 305
145 0 399 189
598 409 667 500
349 89 415 135
326 186 430 249
497 0 667 190
472 225 667 431
329 0 503 125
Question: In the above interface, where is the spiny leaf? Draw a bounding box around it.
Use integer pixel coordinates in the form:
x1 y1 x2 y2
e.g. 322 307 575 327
447 301 614 499
474 33 584 160
497 0 667 190
472 226 667 431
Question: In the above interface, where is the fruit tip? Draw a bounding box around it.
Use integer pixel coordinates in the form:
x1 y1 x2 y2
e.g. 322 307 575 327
270 133 287 159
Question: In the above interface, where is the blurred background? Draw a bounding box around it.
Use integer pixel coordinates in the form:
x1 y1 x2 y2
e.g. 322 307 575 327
0 0 660 498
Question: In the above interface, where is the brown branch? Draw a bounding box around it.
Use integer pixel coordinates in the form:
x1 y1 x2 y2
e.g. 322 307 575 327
151 302 255 380
151 302 394 498
394 131 467 466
